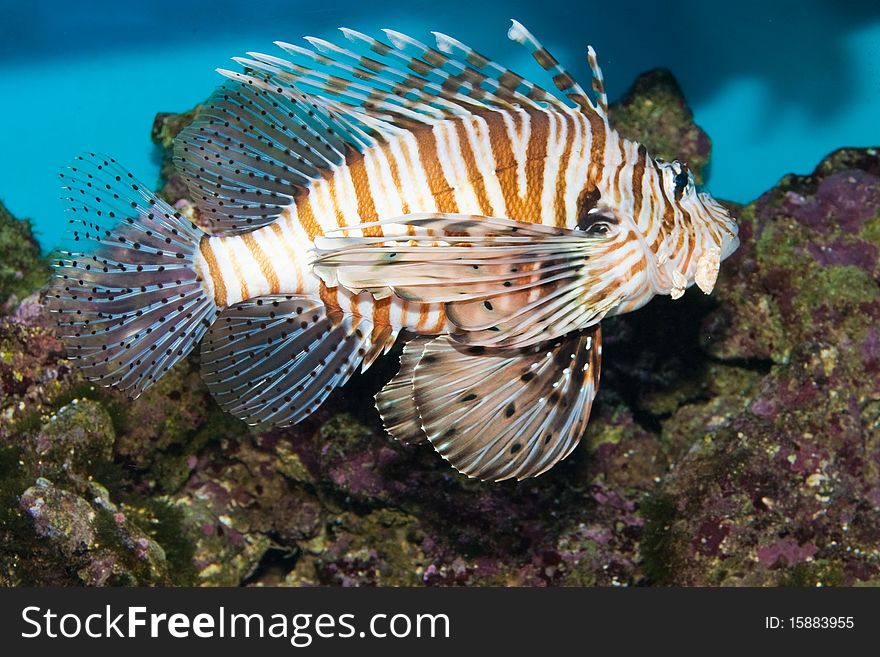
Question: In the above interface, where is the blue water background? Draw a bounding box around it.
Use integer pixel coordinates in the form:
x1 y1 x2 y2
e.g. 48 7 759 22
1 0 878 251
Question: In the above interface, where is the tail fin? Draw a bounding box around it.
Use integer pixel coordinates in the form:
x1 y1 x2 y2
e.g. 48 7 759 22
47 153 218 397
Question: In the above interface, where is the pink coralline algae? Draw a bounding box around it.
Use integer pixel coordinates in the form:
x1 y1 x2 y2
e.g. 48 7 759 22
783 170 880 234
757 538 818 569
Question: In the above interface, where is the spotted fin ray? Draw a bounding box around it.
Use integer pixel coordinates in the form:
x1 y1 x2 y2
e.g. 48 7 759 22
230 22 564 136
504 20 596 113
200 294 397 430
227 20 610 139
382 327 602 481
374 338 431 445
172 79 374 235
46 154 218 398
172 21 606 236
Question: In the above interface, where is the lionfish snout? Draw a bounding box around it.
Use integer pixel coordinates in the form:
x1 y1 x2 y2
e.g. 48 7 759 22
677 192 739 295
698 192 740 261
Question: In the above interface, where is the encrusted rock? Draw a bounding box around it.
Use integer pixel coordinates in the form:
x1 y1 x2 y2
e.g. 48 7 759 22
609 69 712 184
0 201 47 311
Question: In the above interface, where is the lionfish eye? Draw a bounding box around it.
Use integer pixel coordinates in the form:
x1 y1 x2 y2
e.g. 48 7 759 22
577 209 617 235
673 162 690 201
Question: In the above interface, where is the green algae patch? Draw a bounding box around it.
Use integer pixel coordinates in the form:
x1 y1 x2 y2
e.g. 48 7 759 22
640 493 687 585
28 399 115 479
860 214 880 246
0 443 36 585
0 201 48 308
796 264 879 308
136 498 199 585
289 508 426 587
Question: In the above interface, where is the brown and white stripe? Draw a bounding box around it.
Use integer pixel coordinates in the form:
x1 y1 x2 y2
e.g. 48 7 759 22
196 24 737 346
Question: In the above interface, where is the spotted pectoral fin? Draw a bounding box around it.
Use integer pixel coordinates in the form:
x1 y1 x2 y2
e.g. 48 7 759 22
443 271 622 348
314 213 629 347
312 213 592 296
410 326 602 482
375 338 431 445
200 294 395 430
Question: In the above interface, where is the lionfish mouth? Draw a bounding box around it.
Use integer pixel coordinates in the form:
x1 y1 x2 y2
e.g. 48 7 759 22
699 193 740 260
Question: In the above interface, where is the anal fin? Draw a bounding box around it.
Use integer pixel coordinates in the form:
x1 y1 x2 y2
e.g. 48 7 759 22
200 294 395 430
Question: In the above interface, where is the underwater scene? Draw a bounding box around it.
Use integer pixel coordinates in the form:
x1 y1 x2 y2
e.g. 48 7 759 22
1 0 880 586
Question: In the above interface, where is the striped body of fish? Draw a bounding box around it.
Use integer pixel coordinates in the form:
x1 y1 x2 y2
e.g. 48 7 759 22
48 21 739 481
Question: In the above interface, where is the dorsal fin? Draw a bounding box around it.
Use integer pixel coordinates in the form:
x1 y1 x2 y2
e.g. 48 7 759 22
172 78 374 235
586 46 609 114
381 27 559 110
229 26 552 138
217 21 598 142
173 22 609 233
505 20 597 114
264 38 480 119
232 54 447 130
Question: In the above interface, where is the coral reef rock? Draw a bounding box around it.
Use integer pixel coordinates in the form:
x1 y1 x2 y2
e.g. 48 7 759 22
0 201 47 312
1 71 878 587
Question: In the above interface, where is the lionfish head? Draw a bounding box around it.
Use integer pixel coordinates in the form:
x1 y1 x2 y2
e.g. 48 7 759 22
654 159 740 294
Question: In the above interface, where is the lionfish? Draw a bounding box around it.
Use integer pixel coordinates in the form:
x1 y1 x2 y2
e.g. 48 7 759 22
48 21 739 481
